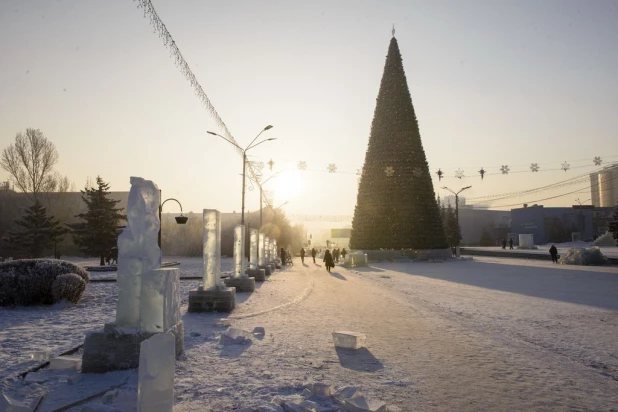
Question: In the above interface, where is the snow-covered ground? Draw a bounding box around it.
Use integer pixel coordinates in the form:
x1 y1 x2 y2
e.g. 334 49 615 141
1 256 618 411
465 242 618 258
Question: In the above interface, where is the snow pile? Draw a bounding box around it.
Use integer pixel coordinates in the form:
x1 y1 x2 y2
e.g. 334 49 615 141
594 231 617 247
0 259 89 306
559 247 609 266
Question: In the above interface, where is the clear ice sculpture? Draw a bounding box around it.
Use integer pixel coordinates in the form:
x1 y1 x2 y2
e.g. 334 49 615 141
272 239 278 261
116 177 161 328
233 224 245 278
202 209 222 290
258 233 266 267
140 268 180 333
264 237 270 263
138 332 175 412
249 229 259 269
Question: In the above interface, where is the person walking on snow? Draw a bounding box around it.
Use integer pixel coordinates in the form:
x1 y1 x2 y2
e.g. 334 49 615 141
341 248 347 262
509 238 514 249
502 239 507 249
549 245 558 263
300 247 306 264
311 248 317 263
280 247 287 266
323 249 334 272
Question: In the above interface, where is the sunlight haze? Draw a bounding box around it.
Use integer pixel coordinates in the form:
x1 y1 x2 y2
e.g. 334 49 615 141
1 0 617 221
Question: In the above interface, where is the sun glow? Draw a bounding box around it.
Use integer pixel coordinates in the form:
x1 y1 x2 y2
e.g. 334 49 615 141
272 170 302 203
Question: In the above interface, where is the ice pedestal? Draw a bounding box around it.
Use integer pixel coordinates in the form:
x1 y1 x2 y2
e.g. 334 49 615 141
232 224 245 278
258 233 266 267
249 229 259 269
202 209 223 290
138 332 175 412
332 331 366 349
224 276 255 292
246 268 266 282
188 209 236 312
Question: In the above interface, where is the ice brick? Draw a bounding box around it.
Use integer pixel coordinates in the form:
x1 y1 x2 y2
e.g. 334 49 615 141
49 355 82 370
202 209 222 290
140 268 180 333
138 332 175 412
333 331 367 349
116 177 161 328
233 225 245 278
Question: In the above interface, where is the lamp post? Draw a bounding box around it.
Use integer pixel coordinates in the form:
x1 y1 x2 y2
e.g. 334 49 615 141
271 200 289 219
259 172 281 229
441 185 472 246
207 125 275 226
575 198 591 236
158 194 188 248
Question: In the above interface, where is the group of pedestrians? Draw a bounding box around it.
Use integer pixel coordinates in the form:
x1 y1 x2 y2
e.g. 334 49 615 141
501 238 514 249
288 246 348 273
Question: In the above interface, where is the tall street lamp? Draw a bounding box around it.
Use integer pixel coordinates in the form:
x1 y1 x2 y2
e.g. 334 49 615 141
442 185 472 245
575 198 591 235
158 194 188 248
271 200 289 219
207 126 275 226
259 172 280 230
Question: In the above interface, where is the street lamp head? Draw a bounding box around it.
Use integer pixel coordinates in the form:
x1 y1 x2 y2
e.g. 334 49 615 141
175 215 188 224
264 125 273 130
463 186 472 190
266 137 277 141
207 131 217 136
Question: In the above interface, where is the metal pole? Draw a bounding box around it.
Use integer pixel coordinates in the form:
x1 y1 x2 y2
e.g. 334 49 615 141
241 151 246 225
158 189 162 248
455 194 460 246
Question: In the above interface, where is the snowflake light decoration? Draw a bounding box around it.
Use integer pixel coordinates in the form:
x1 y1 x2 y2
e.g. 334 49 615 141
436 169 444 181
479 168 486 180
561 161 570 172
297 161 307 170
267 159 274 171
593 156 602 166
530 163 540 172
356 168 361 176
327 164 337 173
384 166 395 177
455 169 464 179
500 165 510 175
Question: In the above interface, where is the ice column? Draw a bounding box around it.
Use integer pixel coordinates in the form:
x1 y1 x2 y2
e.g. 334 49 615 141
258 233 265 267
249 229 259 269
273 240 278 261
116 177 161 328
138 332 175 412
202 209 221 290
233 225 245 278
265 237 270 263
140 268 180 333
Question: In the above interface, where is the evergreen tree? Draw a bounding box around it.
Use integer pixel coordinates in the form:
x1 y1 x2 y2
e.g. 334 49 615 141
1 200 68 258
609 203 618 246
444 203 462 247
350 36 447 250
69 176 125 265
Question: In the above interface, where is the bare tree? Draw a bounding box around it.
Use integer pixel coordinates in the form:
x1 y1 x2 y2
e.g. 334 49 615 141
0 128 60 198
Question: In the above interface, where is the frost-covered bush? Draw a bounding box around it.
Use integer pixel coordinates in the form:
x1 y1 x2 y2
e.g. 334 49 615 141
0 259 89 306
52 273 87 304
559 247 609 266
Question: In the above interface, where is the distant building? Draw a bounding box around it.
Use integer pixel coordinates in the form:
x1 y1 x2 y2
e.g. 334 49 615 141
457 208 511 246
511 204 614 244
590 163 618 207
0 181 13 191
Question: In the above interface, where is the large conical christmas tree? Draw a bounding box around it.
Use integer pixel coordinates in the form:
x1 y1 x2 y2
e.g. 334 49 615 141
350 36 447 250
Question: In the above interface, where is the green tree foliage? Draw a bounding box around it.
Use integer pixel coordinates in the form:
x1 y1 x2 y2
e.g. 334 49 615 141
444 203 462 247
609 203 618 246
350 37 447 250
1 200 68 258
69 176 125 265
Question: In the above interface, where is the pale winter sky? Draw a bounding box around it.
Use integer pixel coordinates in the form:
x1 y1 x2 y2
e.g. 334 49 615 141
1 0 617 223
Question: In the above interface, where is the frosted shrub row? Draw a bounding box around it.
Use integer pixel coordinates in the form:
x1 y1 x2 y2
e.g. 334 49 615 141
0 259 90 306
